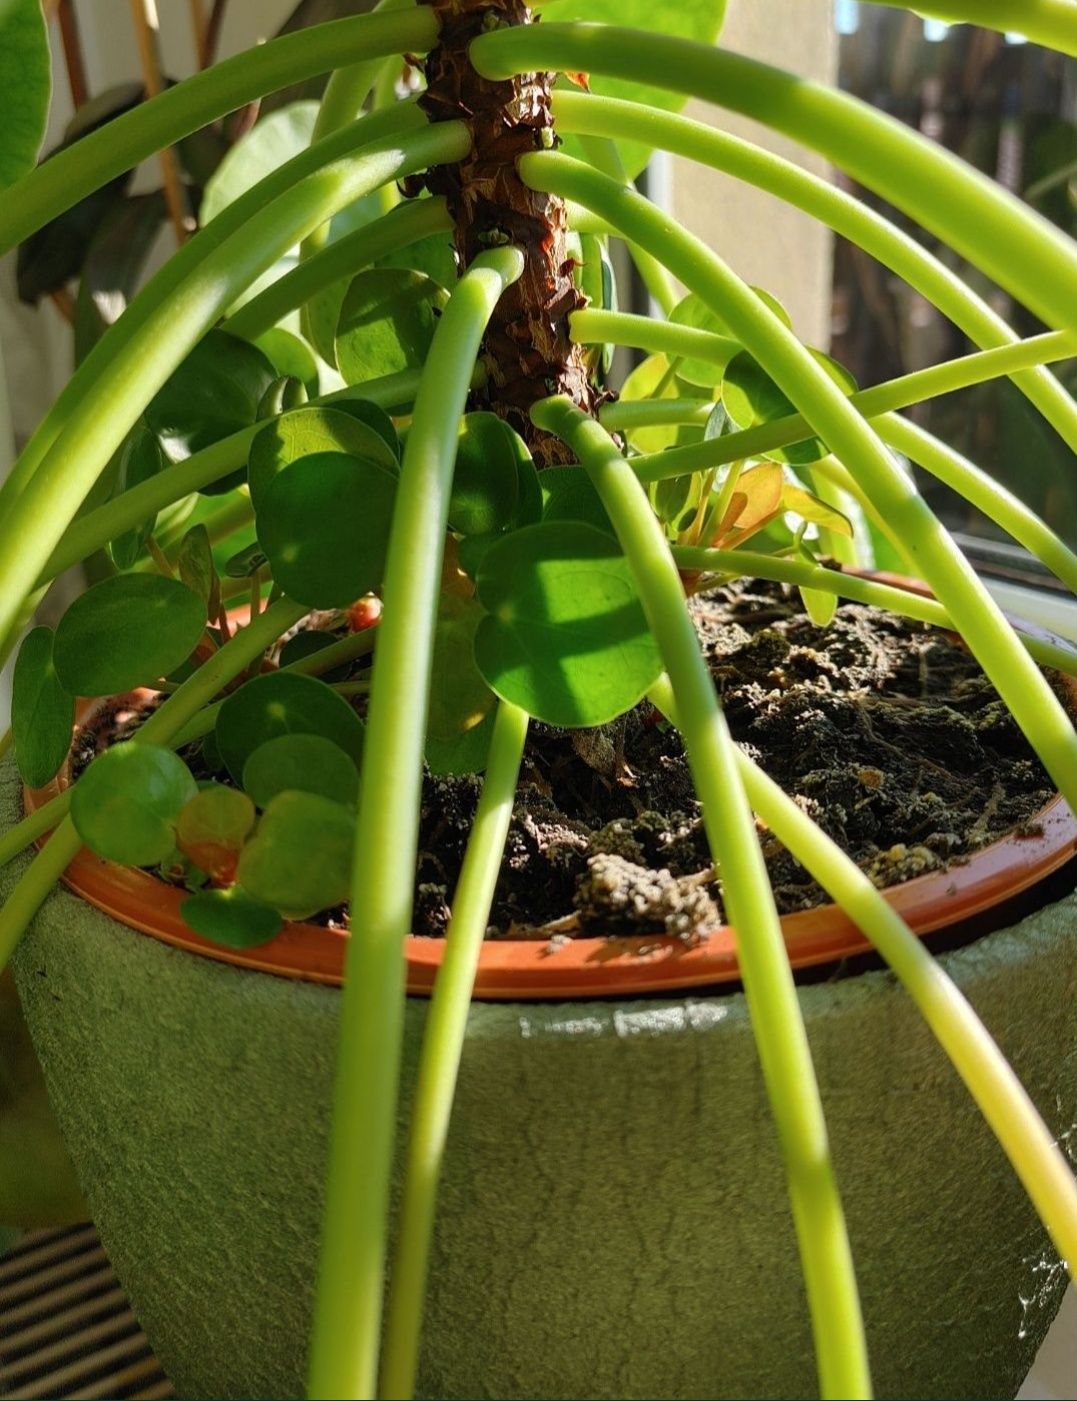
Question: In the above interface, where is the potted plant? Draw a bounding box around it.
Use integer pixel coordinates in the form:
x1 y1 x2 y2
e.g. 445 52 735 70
1 0 1076 1397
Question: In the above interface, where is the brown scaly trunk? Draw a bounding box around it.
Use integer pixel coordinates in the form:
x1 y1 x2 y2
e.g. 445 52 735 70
414 0 600 464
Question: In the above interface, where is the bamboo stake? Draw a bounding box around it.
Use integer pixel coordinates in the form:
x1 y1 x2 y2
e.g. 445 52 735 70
129 0 193 244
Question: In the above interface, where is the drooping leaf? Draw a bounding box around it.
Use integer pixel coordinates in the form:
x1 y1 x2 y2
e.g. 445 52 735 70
71 744 198 866
542 0 727 178
54 575 206 696
215 671 364 783
248 404 397 507
200 102 319 223
179 887 283 947
474 521 662 728
256 451 397 607
16 84 144 303
781 484 854 538
795 539 839 628
242 733 359 808
108 420 167 569
237 790 355 919
0 0 50 191
334 267 447 384
721 348 857 466
145 329 278 492
11 627 73 788
176 784 257 880
73 192 166 362
428 595 495 743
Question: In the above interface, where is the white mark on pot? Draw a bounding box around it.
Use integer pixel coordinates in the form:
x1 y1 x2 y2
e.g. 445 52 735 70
519 1013 606 1040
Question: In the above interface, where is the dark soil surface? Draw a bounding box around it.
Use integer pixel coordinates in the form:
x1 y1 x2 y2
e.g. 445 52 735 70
71 580 1067 941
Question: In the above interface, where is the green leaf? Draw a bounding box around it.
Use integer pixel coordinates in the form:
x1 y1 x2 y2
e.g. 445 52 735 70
334 268 447 384
722 348 857 466
176 523 221 613
278 629 352 682
12 627 73 788
108 420 166 569
248 405 397 508
795 541 838 628
54 575 206 696
176 784 256 879
254 328 320 399
330 397 401 462
0 0 50 190
71 744 198 866
375 229 458 288
215 671 364 784
544 0 727 178
180 887 284 948
474 521 662 728
237 790 355 919
450 414 533 537
781 484 854 538
540 465 616 535
619 353 683 454
256 451 397 607
257 374 308 421
669 294 737 389
242 733 359 808
223 542 268 580
145 329 278 492
425 708 495 777
428 595 495 743
201 101 319 223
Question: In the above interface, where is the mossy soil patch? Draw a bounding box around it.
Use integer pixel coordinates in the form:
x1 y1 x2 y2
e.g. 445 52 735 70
71 579 1064 941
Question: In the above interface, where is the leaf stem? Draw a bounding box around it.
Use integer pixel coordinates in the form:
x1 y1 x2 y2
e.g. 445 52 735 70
378 702 529 1400
533 395 870 1401
307 246 525 1401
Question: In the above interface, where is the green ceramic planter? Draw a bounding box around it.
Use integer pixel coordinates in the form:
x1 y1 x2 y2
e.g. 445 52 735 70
3 758 1075 1399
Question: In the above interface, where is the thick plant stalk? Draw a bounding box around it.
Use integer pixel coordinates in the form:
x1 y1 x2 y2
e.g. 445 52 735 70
670 548 1077 675
225 199 452 341
475 29 1077 334
1 100 427 515
551 91 1077 451
532 395 871 1401
307 246 525 1401
0 597 305 975
520 153 1077 813
857 0 1077 55
0 9 440 255
0 124 470 656
379 701 529 1401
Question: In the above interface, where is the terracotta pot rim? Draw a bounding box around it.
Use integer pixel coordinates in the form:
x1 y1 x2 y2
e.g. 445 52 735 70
24 579 1077 1000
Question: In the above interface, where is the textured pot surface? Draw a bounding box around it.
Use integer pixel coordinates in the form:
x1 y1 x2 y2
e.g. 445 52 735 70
4 762 1075 1400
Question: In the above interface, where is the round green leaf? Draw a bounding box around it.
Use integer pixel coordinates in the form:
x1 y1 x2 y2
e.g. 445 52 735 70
375 230 458 288
722 348 857 466
669 294 737 389
237 790 354 919
334 268 446 384
71 744 197 866
540 465 615 536
426 708 495 777
248 405 396 508
450 414 525 536
200 102 318 224
54 575 206 696
215 671 364 784
257 451 397 608
254 328 319 398
278 630 351 682
474 522 662 728
180 887 283 948
330 397 400 462
0 0 50 190
12 627 73 788
145 329 277 490
242 733 359 809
